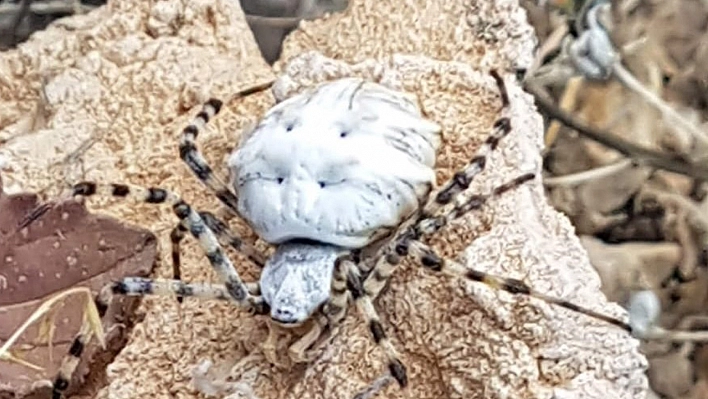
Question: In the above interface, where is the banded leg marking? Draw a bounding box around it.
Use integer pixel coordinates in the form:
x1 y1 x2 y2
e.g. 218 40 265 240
178 82 273 213
113 277 241 303
51 275 266 399
52 288 111 399
344 259 407 388
71 182 263 312
170 211 267 302
179 99 241 212
199 211 266 267
416 173 535 236
427 70 513 210
324 257 354 324
396 239 632 332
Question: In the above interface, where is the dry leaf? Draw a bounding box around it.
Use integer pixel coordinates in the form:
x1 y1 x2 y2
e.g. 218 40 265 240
0 174 157 399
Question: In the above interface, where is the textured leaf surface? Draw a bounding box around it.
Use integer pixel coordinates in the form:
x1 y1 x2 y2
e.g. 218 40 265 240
0 174 157 399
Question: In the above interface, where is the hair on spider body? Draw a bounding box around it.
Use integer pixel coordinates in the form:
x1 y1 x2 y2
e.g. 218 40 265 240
44 72 636 399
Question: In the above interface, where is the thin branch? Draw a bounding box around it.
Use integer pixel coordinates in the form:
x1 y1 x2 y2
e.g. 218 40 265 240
527 22 569 78
523 81 708 181
612 62 708 154
543 159 635 186
544 75 583 148
642 327 708 342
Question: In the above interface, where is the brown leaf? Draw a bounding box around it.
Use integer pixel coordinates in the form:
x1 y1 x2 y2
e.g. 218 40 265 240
0 175 158 399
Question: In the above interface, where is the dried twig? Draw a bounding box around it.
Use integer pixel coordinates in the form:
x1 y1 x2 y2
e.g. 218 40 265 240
566 2 708 159
543 159 635 186
524 81 708 181
612 62 708 157
527 22 569 78
544 75 584 148
0 286 106 370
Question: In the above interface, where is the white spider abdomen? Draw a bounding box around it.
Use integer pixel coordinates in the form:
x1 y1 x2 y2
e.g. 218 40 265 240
229 78 442 248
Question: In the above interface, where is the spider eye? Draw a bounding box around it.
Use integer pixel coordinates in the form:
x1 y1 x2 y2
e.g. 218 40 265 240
277 177 284 184
318 181 326 188
340 131 348 138
285 123 294 132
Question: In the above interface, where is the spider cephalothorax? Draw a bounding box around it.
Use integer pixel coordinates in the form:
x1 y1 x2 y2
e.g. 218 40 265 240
47 72 632 399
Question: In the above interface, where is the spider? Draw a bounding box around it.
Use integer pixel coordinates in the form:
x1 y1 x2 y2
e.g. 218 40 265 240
47 71 633 399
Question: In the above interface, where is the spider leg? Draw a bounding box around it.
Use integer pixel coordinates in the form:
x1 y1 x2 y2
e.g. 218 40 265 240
51 278 264 399
415 173 632 331
179 99 238 211
179 82 272 213
170 211 267 303
112 277 261 302
51 288 110 399
354 173 536 343
169 223 188 289
398 238 633 332
199 211 266 267
276 257 359 366
426 70 512 211
70 182 265 312
373 172 631 333
340 257 407 388
416 173 535 236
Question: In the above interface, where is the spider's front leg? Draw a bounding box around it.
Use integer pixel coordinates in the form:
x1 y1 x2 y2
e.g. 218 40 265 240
169 210 267 302
69 182 263 311
285 256 361 364
178 81 273 213
51 278 263 399
261 253 359 367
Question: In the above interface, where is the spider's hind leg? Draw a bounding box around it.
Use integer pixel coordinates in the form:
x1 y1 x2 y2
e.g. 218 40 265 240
401 71 631 332
178 82 273 213
398 236 632 332
425 69 513 212
405 170 630 332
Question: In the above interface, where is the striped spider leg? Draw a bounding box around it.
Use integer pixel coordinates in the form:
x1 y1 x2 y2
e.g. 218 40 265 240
50 183 268 399
345 71 633 396
172 82 273 288
169 211 267 303
49 76 438 399
178 81 274 213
